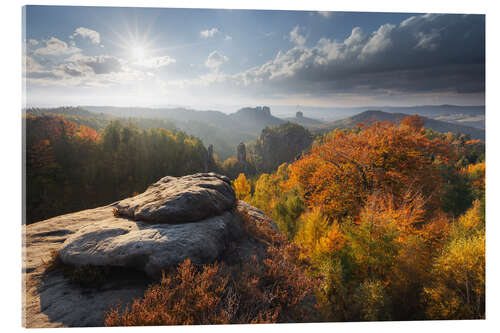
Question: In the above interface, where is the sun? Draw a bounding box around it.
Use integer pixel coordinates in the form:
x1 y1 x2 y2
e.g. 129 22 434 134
130 44 147 62
109 23 161 66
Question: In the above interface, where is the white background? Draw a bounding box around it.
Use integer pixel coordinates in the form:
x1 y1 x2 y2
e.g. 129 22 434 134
2 0 498 332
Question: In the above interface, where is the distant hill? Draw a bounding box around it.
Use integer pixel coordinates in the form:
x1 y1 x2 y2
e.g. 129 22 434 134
73 106 289 160
380 105 484 118
270 104 485 129
313 110 485 140
81 106 232 127
81 105 285 135
380 105 485 129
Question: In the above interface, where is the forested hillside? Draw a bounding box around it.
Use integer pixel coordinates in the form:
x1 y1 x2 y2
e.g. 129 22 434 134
313 110 485 140
232 115 485 321
25 114 212 224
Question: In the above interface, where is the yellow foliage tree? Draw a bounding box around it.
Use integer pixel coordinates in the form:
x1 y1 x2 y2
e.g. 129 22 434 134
294 207 344 261
233 173 251 201
423 201 485 319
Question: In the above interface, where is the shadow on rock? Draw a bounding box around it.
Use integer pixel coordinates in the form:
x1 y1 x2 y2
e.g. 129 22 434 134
36 264 151 327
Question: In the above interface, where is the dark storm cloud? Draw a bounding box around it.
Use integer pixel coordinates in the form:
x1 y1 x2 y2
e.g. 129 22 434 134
228 13 485 96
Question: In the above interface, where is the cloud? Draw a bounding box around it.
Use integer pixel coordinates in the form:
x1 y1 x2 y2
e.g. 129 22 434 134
24 56 44 72
78 55 122 74
200 28 219 38
415 29 441 51
360 24 394 57
58 54 122 75
184 14 484 99
58 63 89 77
134 55 176 69
289 26 306 46
23 55 61 80
225 35 232 41
33 37 81 56
27 55 147 88
70 27 101 44
205 51 228 70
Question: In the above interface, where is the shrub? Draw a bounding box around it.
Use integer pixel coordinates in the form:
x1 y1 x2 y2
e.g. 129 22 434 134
43 250 114 288
105 259 232 326
105 205 318 326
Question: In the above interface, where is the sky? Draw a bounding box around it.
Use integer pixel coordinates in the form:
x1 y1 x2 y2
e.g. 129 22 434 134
23 6 485 111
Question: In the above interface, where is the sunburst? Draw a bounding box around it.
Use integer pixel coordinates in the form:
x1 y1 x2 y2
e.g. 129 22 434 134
107 19 164 65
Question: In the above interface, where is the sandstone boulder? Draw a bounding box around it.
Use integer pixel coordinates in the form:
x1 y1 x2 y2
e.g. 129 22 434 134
56 173 245 279
23 172 278 327
57 211 243 279
114 173 236 223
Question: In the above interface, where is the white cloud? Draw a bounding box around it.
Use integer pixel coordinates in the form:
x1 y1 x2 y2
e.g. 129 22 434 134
59 54 123 75
28 39 39 46
24 56 44 72
33 37 81 56
78 55 122 74
225 35 232 41
289 26 306 46
205 51 228 70
200 28 219 38
134 55 176 69
70 27 101 44
415 29 441 50
360 24 394 57
56 62 91 77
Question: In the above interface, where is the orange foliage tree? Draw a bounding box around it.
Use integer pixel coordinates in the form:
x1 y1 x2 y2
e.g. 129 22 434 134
285 118 455 221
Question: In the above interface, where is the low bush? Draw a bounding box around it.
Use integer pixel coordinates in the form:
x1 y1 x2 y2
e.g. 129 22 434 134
105 205 318 326
43 249 114 288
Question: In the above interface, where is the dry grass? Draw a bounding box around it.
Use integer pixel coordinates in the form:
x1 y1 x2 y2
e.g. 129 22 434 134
112 207 121 217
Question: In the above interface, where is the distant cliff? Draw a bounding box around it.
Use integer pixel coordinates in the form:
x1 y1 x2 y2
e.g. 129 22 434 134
251 122 314 173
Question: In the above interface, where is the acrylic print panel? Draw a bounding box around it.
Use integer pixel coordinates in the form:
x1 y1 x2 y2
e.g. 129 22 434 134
22 4 485 328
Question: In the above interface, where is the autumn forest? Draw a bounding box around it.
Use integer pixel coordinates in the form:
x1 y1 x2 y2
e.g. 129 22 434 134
25 109 485 322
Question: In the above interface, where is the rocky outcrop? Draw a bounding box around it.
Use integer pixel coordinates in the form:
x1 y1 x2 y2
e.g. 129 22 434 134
237 142 247 164
253 122 313 173
114 173 235 223
23 172 277 327
57 211 241 279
